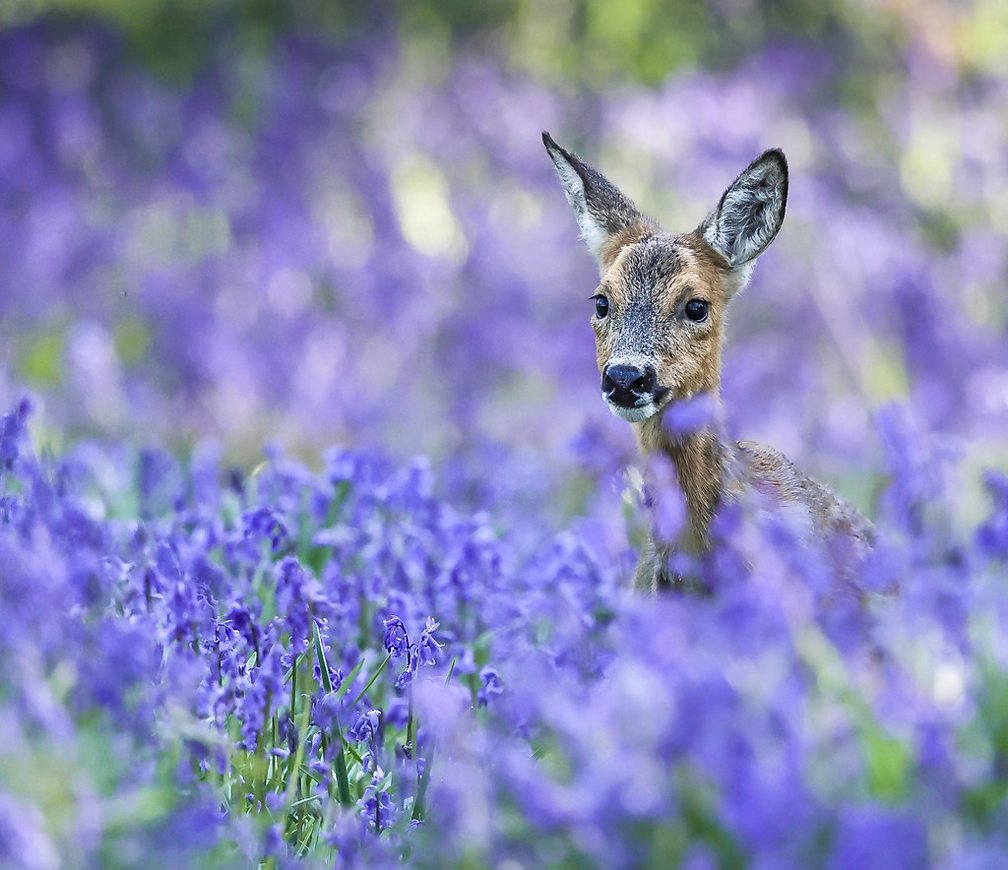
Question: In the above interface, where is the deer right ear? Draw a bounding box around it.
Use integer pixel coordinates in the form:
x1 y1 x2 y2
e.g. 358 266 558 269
700 149 788 273
542 132 655 273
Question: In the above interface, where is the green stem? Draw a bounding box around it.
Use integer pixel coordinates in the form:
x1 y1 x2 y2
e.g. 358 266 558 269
405 682 415 755
412 745 434 822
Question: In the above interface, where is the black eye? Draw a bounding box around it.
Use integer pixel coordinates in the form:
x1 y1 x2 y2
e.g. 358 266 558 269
594 295 609 319
684 299 709 322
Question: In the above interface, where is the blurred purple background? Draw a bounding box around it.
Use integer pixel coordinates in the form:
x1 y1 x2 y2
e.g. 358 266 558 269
1 4 1007 511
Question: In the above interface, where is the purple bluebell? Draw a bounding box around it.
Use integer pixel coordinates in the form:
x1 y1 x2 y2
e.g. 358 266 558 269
416 618 442 666
477 667 503 707
382 615 409 658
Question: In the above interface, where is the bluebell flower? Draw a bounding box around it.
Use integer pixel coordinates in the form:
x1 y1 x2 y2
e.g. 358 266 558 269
242 507 289 553
661 392 718 438
0 397 30 470
416 617 442 666
382 615 409 658
394 664 415 691
477 667 503 707
359 769 395 833
977 471 1008 559
348 708 381 744
828 806 928 870
313 660 344 692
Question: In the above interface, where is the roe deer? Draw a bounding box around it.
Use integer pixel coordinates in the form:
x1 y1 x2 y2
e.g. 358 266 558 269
543 132 874 592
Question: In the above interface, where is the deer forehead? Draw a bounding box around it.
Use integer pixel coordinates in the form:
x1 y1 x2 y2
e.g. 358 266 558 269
602 234 727 310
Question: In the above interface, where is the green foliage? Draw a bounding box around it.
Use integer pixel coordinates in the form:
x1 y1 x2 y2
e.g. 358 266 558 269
19 327 64 387
0 0 918 89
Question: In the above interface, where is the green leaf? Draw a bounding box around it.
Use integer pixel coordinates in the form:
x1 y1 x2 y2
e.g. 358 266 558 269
334 657 365 702
313 621 334 694
352 652 392 708
863 727 912 802
330 735 352 805
411 746 435 822
313 646 364 807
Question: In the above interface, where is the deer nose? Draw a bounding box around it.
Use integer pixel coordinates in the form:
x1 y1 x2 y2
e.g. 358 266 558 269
602 364 657 407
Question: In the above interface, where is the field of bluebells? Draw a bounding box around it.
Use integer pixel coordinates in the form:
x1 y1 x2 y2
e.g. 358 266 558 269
4 4 1008 868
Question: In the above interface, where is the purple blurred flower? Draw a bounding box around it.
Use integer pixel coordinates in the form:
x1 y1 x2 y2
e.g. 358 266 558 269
0 793 59 870
0 397 30 470
644 453 687 543
977 471 1008 559
662 392 718 438
828 806 928 870
477 667 503 707
242 507 289 553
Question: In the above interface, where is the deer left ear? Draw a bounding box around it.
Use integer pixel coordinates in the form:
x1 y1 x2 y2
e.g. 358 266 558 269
543 131 655 273
700 149 788 271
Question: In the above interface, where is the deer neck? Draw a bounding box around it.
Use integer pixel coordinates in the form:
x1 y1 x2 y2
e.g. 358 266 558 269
635 401 733 551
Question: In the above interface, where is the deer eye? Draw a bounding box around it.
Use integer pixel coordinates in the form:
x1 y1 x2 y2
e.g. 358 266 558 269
593 295 609 318
685 299 709 322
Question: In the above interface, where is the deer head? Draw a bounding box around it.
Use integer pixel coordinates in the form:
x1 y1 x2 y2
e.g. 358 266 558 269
543 132 788 424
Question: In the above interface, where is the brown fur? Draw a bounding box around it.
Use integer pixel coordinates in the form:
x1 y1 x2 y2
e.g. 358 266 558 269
597 221 656 271
593 232 730 402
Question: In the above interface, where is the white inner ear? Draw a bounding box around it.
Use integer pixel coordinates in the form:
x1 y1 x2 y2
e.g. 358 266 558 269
550 156 608 261
703 161 783 267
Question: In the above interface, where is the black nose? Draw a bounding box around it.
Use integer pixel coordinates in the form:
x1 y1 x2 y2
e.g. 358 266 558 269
602 364 657 407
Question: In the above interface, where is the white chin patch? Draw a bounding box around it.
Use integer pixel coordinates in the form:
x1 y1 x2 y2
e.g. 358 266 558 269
605 400 658 423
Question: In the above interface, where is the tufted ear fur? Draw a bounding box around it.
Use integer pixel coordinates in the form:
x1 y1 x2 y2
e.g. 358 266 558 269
543 131 656 273
700 149 788 276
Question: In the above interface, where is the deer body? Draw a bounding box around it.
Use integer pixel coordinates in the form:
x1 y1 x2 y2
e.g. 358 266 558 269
634 422 873 591
543 133 873 590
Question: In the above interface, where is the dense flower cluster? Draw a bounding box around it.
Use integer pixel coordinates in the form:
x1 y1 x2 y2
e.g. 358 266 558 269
2 393 1008 867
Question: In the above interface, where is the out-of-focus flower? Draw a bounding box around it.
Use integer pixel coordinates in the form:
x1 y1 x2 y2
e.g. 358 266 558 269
977 471 1008 559
477 667 503 707
662 392 719 439
0 397 30 469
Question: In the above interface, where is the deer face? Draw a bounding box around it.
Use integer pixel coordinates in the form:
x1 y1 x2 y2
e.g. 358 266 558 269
590 233 729 422
543 133 788 424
